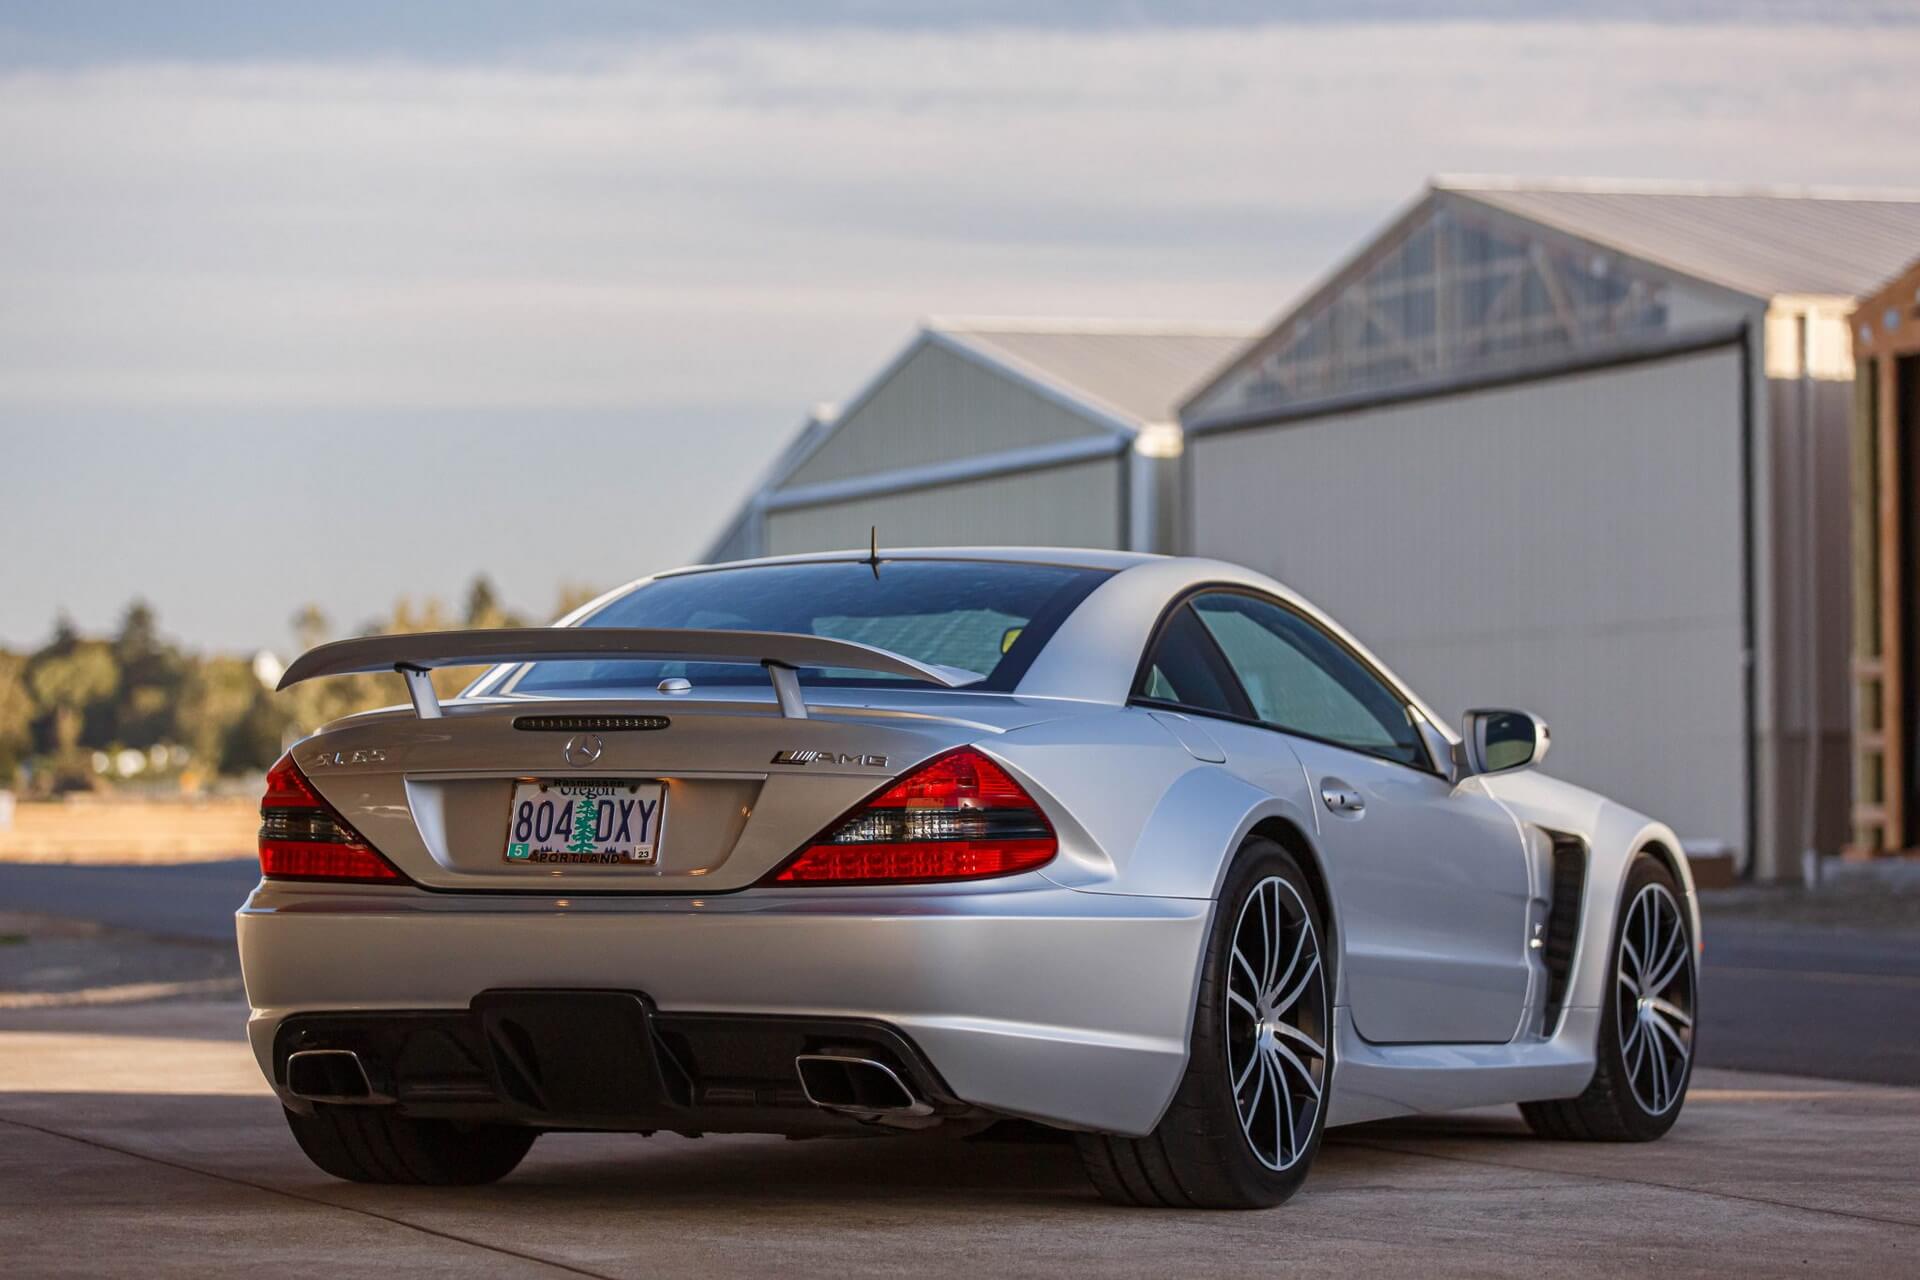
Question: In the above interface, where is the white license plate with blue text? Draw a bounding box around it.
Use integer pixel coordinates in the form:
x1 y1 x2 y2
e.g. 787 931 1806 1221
503 780 665 866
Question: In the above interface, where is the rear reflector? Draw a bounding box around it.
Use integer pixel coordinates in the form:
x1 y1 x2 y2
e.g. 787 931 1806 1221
767 747 1055 885
258 753 406 884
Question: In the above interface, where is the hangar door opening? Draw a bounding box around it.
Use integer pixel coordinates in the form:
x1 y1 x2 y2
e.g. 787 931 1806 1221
1189 342 1748 858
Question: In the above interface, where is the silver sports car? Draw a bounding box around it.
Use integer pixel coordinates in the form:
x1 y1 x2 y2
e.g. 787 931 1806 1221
239 548 1700 1208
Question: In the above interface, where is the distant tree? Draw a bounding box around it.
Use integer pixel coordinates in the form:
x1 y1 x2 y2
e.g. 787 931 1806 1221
27 641 119 766
110 600 185 748
466 575 502 627
465 574 529 631
388 595 456 636
291 603 330 654
43 615 81 655
553 582 604 620
223 683 292 773
114 601 162 664
0 652 32 782
173 656 263 772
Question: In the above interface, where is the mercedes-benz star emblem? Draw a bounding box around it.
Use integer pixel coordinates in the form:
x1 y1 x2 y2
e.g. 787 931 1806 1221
562 734 604 768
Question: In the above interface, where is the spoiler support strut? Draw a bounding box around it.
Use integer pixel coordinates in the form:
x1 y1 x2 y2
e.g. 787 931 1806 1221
398 664 443 719
763 662 808 720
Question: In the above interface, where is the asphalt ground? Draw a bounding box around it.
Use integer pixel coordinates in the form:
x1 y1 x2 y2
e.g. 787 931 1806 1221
0 858 257 943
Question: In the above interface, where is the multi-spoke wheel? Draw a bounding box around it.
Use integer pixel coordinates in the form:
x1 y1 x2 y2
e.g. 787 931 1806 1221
1077 836 1333 1208
1616 880 1695 1116
1522 852 1697 1142
1225 876 1328 1172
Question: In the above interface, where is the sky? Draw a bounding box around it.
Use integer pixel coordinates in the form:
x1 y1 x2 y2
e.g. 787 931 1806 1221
2 2 1919 654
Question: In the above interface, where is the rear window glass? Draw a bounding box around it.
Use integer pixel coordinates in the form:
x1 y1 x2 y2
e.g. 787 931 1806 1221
508 560 1110 696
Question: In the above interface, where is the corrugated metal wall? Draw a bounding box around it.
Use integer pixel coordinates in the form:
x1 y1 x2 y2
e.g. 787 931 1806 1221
1188 344 1748 854
783 341 1108 488
766 458 1124 555
1763 375 1855 866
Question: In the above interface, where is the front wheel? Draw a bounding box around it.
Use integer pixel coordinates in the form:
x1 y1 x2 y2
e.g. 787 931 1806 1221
1521 851 1697 1141
1076 837 1332 1208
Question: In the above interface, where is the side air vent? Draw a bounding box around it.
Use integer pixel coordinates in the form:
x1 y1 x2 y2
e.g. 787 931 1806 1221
513 714 670 733
1540 835 1588 1034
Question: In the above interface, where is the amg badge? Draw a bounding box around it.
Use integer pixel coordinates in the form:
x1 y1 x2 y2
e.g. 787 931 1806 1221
771 749 889 767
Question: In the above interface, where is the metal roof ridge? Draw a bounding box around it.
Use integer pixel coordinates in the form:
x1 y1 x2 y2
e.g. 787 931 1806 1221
1433 173 1920 203
924 315 1255 338
926 328 1151 434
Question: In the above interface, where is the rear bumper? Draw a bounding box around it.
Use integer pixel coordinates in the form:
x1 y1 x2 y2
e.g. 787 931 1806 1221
236 878 1212 1135
271 1000 966 1136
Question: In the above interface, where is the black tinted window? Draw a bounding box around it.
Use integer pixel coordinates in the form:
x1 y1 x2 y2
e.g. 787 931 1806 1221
1138 605 1245 718
511 560 1109 695
1191 592 1428 769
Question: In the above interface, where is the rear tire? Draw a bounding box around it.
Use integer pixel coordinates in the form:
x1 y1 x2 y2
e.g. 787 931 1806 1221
284 1104 536 1185
1076 836 1333 1209
1521 852 1696 1142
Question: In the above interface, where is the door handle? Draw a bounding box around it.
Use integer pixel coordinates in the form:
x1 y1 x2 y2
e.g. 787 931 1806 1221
1320 782 1365 815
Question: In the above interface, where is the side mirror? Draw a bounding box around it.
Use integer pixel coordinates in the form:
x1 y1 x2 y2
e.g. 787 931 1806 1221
1460 709 1549 776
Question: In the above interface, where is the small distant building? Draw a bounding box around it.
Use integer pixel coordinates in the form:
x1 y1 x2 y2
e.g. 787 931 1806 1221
705 320 1250 562
1848 257 1920 858
1180 178 1920 879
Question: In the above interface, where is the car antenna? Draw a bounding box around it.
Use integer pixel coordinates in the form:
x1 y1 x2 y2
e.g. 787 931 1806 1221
864 525 881 579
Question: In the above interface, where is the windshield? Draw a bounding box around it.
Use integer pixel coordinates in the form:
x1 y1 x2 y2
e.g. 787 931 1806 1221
507 559 1110 697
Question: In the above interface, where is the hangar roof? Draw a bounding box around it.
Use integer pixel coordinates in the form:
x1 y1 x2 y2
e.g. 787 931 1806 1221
1442 177 1920 301
1183 177 1920 425
928 319 1251 428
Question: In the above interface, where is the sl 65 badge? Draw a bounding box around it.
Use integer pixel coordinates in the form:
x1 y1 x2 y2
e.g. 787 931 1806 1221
772 750 888 767
308 747 387 768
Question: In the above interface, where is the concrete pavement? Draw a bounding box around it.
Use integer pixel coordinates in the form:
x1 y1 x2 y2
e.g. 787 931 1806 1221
2 1001 1917 1278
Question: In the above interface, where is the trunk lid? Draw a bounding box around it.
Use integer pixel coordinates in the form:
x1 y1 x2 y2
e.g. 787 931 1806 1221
289 692 1064 892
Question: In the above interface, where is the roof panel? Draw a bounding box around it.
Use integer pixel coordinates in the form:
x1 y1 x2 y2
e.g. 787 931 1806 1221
1184 177 1920 423
1444 179 1920 299
934 321 1252 425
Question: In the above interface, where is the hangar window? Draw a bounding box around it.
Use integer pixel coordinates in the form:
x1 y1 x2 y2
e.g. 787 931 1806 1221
1205 201 1675 417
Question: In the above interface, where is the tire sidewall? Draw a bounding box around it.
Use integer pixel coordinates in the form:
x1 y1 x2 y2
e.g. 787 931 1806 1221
1600 854 1696 1139
1194 837 1335 1204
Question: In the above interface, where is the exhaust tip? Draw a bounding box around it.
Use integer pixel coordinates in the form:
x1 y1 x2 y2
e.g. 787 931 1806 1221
285 1049 380 1104
795 1053 933 1118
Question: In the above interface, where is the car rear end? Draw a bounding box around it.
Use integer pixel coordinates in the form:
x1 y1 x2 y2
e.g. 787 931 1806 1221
237 556 1209 1143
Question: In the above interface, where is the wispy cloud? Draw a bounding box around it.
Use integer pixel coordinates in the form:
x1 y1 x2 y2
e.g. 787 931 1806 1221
3 21 1917 417
3 16 1918 650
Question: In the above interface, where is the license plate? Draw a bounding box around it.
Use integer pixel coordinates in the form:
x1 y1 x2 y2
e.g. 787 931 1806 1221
503 780 665 866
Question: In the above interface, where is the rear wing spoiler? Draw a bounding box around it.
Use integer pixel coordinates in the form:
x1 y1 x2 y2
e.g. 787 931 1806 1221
276 627 984 720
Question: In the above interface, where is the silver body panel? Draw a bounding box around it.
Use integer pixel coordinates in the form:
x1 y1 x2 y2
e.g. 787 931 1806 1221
239 547 1699 1136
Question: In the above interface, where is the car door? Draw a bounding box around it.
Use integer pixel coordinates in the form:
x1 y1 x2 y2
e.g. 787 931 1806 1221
1175 591 1533 1045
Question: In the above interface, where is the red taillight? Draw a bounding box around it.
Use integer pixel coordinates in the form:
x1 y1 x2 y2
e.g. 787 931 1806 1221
767 747 1056 885
258 753 406 884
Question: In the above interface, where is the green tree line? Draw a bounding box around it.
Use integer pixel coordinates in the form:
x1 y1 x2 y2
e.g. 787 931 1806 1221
0 576 603 793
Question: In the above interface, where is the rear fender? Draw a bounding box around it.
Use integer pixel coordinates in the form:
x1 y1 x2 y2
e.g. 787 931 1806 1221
998 708 1321 908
